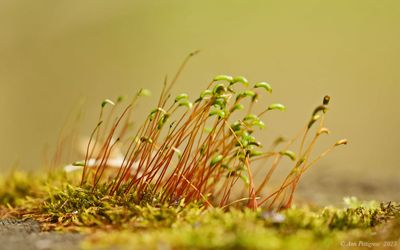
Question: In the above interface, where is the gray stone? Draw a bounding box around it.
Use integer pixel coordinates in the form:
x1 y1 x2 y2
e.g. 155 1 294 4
0 219 82 250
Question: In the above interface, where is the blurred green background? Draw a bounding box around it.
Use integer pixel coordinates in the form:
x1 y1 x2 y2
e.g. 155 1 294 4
0 1 399 202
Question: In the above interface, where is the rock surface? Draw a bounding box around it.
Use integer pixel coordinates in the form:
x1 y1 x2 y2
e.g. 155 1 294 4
0 218 82 250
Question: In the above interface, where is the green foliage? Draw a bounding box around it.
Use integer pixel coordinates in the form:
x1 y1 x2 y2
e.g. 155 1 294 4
40 184 194 229
282 201 400 232
0 171 44 207
80 201 400 250
1 174 399 249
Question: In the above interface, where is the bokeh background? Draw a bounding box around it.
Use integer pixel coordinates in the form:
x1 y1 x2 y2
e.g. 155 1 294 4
0 0 399 203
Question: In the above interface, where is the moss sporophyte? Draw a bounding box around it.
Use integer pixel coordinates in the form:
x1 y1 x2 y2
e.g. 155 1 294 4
53 52 348 212
47 53 347 213
0 53 347 215
2 53 400 250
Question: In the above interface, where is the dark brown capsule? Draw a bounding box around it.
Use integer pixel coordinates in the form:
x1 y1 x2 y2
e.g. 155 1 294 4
323 95 331 105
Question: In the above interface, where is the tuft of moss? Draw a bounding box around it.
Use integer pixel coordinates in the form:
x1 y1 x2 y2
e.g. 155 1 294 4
19 183 199 231
81 201 400 250
1 174 399 249
73 69 347 210
0 171 45 207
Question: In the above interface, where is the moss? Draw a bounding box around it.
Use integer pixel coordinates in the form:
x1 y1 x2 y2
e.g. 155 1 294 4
0 173 399 249
71 72 348 210
0 171 45 207
0 62 395 249
81 204 400 250
38 186 399 249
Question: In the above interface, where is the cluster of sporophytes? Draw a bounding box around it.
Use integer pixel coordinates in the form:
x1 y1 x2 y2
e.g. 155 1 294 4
68 53 347 211
2 54 400 249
